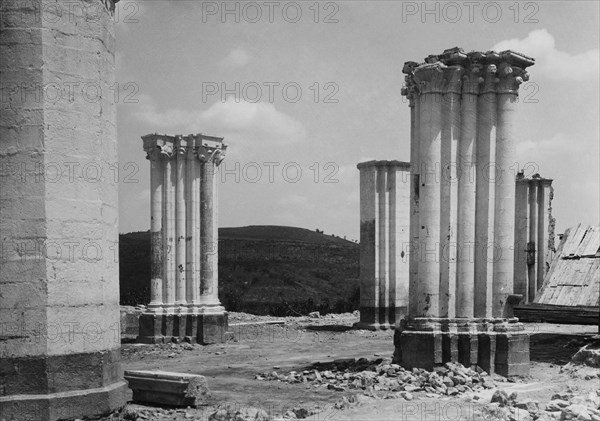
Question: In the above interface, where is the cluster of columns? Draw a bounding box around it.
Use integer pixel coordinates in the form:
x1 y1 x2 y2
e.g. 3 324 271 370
138 133 228 344
514 172 555 303
355 161 411 330
393 47 534 376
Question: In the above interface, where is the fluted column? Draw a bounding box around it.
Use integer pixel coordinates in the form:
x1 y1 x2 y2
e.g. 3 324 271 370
474 62 498 318
493 59 526 317
456 59 482 317
199 144 226 310
163 141 176 312
145 144 165 312
414 64 445 317
175 137 188 308
440 65 463 318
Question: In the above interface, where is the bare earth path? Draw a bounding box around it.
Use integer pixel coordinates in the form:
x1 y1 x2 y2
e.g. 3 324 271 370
106 314 599 421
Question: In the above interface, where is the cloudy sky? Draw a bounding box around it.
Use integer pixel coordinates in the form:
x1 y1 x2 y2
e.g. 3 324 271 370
115 1 599 240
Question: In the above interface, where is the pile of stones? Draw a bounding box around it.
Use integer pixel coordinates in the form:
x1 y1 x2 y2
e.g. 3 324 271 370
481 389 600 421
256 357 495 397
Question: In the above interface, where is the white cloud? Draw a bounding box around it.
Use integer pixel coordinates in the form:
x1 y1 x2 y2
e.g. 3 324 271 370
278 194 311 208
493 29 599 80
132 97 306 145
218 49 251 68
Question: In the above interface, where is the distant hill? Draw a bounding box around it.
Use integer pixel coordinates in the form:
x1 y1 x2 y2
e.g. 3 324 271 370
119 226 360 316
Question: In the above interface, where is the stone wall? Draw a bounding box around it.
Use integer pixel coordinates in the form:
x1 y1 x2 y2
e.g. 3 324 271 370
0 1 127 418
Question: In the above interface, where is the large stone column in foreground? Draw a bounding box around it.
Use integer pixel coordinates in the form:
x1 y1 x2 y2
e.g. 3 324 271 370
513 172 555 303
0 1 127 419
355 161 411 330
138 134 228 344
394 48 534 376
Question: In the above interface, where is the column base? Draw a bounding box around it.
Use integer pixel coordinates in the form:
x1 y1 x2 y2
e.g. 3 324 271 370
393 318 529 377
137 311 228 345
0 349 127 421
354 306 407 330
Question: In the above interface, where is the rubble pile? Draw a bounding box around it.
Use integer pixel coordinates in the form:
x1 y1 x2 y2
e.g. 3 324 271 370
256 358 495 396
479 389 600 421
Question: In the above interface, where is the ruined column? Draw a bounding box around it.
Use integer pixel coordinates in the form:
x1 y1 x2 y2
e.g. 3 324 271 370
513 173 554 303
395 48 534 376
0 1 127 419
356 161 411 330
138 134 228 344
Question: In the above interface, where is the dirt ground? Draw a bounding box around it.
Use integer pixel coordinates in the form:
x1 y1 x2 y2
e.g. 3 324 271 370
101 313 599 421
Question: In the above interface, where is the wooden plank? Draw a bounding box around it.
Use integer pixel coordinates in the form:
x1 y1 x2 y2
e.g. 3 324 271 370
581 227 600 256
574 226 594 257
562 224 586 257
514 303 599 325
580 259 600 306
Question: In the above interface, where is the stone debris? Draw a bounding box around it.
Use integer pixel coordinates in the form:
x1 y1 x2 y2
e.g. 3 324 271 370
256 358 494 397
478 388 600 421
571 342 600 368
124 370 211 408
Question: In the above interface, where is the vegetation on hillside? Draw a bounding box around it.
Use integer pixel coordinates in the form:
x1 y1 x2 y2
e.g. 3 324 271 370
119 226 360 316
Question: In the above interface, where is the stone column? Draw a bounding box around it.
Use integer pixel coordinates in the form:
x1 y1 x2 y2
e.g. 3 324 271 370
493 58 526 317
474 61 498 319
138 135 228 344
186 144 201 308
456 58 482 318
175 136 188 307
440 65 464 318
164 141 177 312
413 63 445 318
356 161 411 330
395 47 534 377
513 173 554 303
0 1 127 419
513 172 530 299
143 137 167 313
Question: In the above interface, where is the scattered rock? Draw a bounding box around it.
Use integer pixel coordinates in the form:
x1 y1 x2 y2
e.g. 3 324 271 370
492 389 509 406
308 312 320 319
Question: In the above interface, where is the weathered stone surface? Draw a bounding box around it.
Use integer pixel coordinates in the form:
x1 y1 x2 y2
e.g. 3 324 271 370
124 370 211 408
0 0 126 419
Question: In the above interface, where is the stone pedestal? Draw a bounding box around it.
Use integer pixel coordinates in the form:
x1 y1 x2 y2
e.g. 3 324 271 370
395 47 535 376
355 161 411 330
139 134 228 344
393 318 530 376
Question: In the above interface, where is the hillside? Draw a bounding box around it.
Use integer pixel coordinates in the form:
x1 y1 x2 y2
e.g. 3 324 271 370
119 226 360 316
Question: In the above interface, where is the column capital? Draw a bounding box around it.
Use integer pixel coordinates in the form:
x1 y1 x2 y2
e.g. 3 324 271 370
497 62 529 94
443 65 465 95
196 145 226 166
413 63 447 94
401 61 420 106
462 56 485 95
480 63 500 94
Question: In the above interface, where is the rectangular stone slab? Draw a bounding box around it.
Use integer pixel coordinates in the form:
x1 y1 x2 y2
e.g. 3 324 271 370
124 370 210 407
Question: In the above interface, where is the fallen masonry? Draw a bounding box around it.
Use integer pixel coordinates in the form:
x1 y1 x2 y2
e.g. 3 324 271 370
124 370 211 408
256 358 497 396
481 388 600 421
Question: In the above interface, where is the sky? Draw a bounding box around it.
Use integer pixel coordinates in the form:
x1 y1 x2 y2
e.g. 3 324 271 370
115 1 600 241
